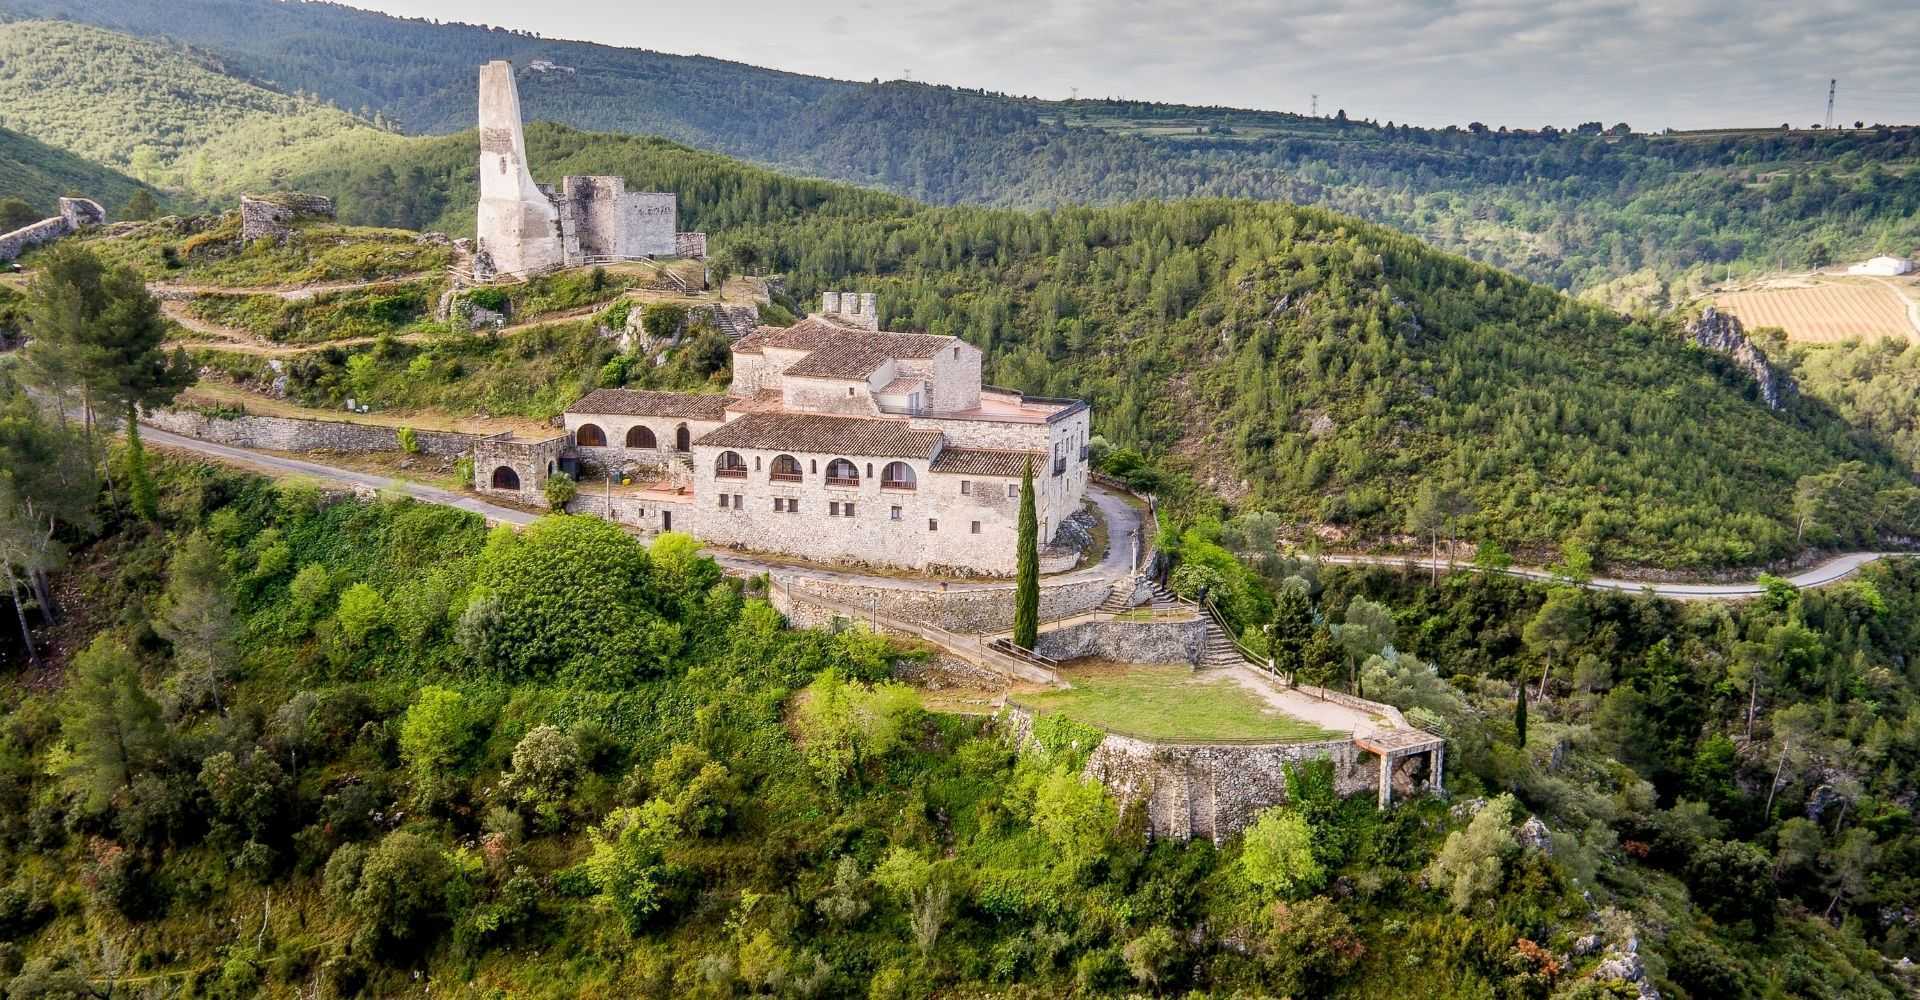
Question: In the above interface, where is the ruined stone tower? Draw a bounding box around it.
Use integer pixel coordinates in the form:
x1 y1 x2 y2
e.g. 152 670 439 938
476 60 564 276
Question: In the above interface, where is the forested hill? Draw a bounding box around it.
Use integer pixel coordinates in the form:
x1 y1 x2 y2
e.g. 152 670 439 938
2 2 1917 304
0 125 151 220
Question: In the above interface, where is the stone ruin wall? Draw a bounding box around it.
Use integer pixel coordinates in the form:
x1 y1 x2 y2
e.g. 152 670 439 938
239 193 336 243
621 192 679 257
1032 618 1209 667
0 197 106 262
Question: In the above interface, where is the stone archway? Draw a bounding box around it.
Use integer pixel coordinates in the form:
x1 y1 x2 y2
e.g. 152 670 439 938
491 466 521 490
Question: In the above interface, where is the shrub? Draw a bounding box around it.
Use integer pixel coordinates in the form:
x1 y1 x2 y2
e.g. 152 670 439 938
333 583 388 648
1241 808 1324 898
542 472 577 509
339 831 458 956
396 426 419 454
290 563 333 621
503 725 583 830
1425 794 1518 911
583 804 677 932
1123 926 1180 988
398 687 477 805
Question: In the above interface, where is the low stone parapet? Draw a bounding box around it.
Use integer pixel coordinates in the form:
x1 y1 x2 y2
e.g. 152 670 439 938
1032 616 1208 666
144 408 476 457
792 573 1111 635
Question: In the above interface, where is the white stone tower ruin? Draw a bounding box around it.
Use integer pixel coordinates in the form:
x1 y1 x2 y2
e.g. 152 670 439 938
473 61 699 280
476 60 564 277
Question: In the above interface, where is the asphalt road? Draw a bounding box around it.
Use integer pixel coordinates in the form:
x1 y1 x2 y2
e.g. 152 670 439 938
1320 550 1903 600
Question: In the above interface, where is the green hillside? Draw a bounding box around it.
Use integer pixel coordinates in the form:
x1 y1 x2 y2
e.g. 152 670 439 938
0 124 153 215
0 20 394 202
3 0 1918 304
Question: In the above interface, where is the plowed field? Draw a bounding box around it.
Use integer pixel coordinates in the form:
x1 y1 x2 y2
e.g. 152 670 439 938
1715 280 1917 343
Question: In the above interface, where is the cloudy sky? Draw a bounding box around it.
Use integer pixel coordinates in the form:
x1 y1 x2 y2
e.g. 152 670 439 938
359 0 1917 130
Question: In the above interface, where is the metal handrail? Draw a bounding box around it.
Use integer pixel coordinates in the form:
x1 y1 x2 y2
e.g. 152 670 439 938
988 637 1060 669
1201 594 1265 666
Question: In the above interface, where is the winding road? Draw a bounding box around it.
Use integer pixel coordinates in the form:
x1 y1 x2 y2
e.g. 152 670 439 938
143 424 1903 599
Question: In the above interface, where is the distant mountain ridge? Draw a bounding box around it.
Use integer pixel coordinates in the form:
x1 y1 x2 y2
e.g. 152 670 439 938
3 0 1918 305
0 124 151 216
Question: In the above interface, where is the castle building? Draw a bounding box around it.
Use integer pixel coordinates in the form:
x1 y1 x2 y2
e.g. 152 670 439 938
475 60 698 278
479 293 1093 576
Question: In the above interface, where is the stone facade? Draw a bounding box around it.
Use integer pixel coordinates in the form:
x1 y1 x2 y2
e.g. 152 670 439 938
474 61 686 278
143 409 475 457
1032 618 1209 666
239 193 336 243
0 196 106 262
472 433 568 506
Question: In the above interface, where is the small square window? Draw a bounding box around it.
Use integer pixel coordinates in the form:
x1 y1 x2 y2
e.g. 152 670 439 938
846 502 856 517
960 480 971 495
717 494 727 509
928 519 938 532
788 500 799 514
971 521 981 534
829 501 840 516
890 506 902 521
734 494 743 508
1007 484 1017 498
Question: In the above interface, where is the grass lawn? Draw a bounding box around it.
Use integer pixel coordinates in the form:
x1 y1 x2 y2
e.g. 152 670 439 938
1018 663 1345 743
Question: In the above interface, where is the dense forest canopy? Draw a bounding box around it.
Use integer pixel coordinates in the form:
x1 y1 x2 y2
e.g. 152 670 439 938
0 7 1915 305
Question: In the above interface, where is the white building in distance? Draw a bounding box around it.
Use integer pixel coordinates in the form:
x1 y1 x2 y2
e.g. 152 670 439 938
1847 255 1914 276
475 293 1092 576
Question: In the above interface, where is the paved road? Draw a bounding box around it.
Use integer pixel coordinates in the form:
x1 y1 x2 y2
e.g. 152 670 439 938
146 425 1143 591
1320 550 1905 599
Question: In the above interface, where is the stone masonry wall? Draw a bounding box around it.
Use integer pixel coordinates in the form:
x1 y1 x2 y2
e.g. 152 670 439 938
0 217 71 263
144 409 474 457
1000 706 1374 842
792 574 1112 635
1033 618 1209 667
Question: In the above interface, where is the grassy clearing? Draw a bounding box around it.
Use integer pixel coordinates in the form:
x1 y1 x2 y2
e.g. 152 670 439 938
69 216 450 286
1019 662 1344 742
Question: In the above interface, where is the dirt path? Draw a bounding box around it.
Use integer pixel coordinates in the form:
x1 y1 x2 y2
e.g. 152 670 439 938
148 273 437 301
1864 276 1920 339
1318 550 1906 599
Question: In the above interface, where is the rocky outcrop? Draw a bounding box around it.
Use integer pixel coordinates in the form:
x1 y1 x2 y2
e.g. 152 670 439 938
1688 306 1795 411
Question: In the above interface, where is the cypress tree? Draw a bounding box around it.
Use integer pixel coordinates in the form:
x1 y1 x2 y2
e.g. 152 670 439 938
1514 680 1529 747
1013 458 1038 649
125 414 156 522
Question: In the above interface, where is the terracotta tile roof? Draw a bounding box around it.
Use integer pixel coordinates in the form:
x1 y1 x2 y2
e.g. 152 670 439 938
877 375 924 395
695 412 942 459
731 316 953 375
569 388 732 421
929 448 1043 477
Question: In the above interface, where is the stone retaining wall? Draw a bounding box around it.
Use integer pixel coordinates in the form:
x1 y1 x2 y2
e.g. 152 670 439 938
792 574 1111 635
1033 617 1208 666
1000 705 1373 842
240 193 336 242
144 409 476 457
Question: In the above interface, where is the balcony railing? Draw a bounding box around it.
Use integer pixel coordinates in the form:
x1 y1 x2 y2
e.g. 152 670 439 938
881 479 916 491
715 467 747 479
825 476 861 488
770 471 802 482
1052 458 1067 476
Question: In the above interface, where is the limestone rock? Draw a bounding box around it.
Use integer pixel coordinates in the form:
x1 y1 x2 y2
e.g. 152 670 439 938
1805 783 1843 822
1571 934 1602 957
1517 815 1553 854
239 192 335 243
468 306 507 331
1687 306 1795 411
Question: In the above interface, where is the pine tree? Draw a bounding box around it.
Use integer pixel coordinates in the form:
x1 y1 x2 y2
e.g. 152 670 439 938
1013 458 1038 649
1514 681 1528 747
121 189 158 222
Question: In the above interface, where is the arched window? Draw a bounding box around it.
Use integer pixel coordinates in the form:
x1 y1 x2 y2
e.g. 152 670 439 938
626 425 657 448
825 458 859 486
881 462 916 490
770 454 802 482
575 423 606 447
715 451 747 478
674 424 690 452
491 466 521 490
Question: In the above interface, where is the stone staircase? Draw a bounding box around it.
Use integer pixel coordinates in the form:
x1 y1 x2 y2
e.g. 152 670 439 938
709 304 759 341
1098 575 1181 613
1199 622 1246 669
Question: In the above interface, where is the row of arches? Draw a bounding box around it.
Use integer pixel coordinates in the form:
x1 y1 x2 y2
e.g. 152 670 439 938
575 423 691 451
713 452 917 490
